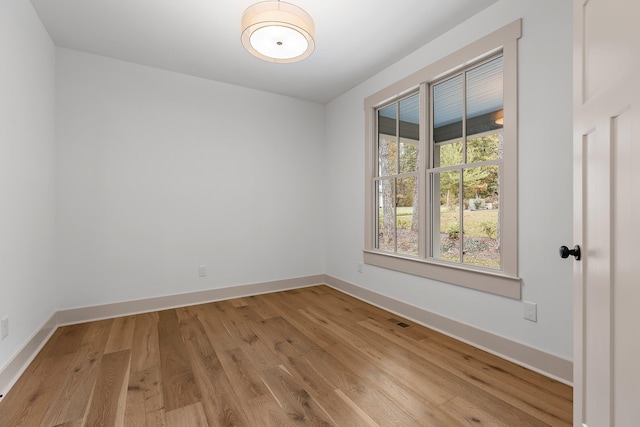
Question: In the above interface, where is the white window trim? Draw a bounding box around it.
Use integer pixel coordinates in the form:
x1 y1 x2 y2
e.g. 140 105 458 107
364 20 522 299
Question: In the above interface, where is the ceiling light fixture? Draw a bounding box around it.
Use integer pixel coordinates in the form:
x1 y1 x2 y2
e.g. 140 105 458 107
241 1 315 63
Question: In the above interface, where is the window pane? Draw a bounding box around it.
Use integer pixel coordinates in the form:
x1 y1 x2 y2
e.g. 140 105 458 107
467 133 501 163
399 93 419 139
433 74 463 143
462 165 500 269
399 141 418 173
431 170 460 263
377 178 395 252
434 140 463 168
466 57 503 138
378 104 397 176
379 136 397 175
399 94 419 173
378 104 397 128
396 176 418 255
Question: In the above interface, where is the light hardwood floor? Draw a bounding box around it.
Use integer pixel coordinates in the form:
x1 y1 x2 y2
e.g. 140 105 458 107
0 285 572 426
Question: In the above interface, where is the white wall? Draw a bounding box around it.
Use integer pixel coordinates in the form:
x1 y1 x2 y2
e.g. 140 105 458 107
0 1 56 368
55 49 326 309
325 0 574 360
1 0 573 383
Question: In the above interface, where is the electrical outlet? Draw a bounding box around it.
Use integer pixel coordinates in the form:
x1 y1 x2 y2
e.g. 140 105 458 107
524 301 537 322
198 265 207 278
1 316 8 340
357 262 363 273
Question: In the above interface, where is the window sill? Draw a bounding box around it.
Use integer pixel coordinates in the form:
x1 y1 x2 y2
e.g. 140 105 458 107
363 250 521 299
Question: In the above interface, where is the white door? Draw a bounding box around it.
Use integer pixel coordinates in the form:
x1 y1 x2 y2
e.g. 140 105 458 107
573 0 640 426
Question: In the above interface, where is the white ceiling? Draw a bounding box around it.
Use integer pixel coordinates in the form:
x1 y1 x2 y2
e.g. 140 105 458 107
29 0 498 104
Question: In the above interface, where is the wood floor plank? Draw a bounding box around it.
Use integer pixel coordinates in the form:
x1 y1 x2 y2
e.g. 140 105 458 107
53 419 84 427
218 304 281 373
418 337 572 425
227 298 248 309
165 402 209 427
350 293 570 400
441 396 522 427
39 319 113 426
83 349 131 427
128 312 160 373
260 365 334 426
354 310 572 425
124 367 166 427
342 297 572 425
266 306 437 425
260 315 425 425
294 286 369 323
257 292 340 351
331 389 380 427
125 311 165 427
292 310 462 425
104 315 136 354
251 317 337 398
297 306 458 404
216 347 269 402
242 294 280 321
0 353 75 427
0 285 572 426
258 315 358 393
243 393 296 427
158 309 201 412
191 303 239 353
123 379 146 427
338 376 423 426
38 322 92 359
428 328 573 401
179 309 251 427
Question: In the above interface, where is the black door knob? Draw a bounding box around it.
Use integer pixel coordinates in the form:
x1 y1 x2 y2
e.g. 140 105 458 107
559 245 581 260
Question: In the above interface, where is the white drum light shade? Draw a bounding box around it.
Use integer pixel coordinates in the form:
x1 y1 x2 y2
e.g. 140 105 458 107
241 1 315 63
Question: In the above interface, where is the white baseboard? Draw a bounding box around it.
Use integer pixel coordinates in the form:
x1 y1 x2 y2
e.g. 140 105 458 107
55 275 326 326
323 275 573 386
0 273 572 401
0 313 57 401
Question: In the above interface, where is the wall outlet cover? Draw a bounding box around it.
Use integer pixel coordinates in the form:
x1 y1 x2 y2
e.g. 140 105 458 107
524 301 537 322
198 265 207 278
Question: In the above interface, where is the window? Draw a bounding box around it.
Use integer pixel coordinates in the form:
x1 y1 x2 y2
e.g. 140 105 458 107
376 93 420 256
430 56 503 269
364 20 522 298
